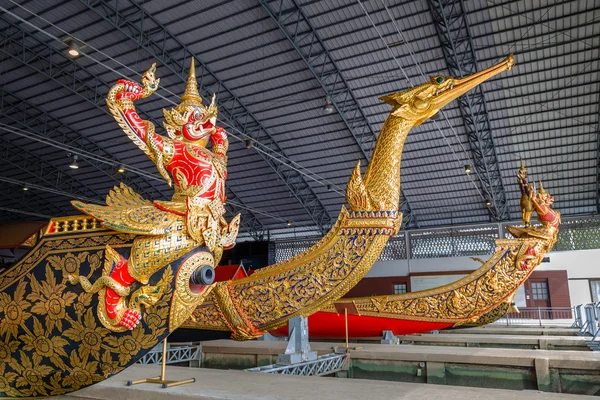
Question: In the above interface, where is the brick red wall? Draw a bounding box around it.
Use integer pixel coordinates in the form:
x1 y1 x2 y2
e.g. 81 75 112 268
528 270 571 307
343 276 410 297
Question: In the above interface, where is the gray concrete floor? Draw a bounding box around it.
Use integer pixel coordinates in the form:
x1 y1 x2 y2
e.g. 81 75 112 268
60 364 595 400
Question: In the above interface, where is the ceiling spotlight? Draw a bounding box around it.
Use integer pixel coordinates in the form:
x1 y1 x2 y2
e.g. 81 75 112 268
287 221 293 227
464 164 472 174
485 199 492 207
245 139 253 149
323 94 334 114
117 165 125 174
23 187 29 191
69 155 79 170
67 40 81 58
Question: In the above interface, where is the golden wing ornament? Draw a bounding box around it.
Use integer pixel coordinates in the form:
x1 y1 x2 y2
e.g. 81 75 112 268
72 183 178 235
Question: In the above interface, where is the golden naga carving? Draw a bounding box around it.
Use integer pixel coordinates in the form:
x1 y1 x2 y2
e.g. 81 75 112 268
183 55 516 339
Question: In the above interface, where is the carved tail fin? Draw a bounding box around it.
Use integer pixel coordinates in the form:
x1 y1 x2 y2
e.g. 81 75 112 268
346 161 374 211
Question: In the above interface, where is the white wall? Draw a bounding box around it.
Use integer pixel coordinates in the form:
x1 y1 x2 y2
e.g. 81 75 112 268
538 249 600 305
410 274 466 292
365 256 481 277
365 248 600 306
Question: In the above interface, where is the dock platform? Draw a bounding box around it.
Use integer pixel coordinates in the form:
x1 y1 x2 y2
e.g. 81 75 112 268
199 339 600 394
61 364 596 400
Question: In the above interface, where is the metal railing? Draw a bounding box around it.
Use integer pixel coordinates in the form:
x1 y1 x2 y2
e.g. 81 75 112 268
246 353 349 376
494 307 575 326
271 215 600 259
137 344 201 365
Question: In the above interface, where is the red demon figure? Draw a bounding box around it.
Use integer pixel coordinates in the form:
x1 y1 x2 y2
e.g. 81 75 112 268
72 60 239 330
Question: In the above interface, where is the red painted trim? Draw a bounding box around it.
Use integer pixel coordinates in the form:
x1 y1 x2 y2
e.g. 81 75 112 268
271 312 452 338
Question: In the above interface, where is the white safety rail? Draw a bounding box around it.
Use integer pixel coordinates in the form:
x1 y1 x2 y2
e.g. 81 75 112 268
494 307 576 327
246 353 349 376
137 344 201 365
569 302 600 351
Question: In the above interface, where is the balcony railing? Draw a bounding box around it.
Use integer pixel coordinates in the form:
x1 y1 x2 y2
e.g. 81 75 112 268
494 307 575 326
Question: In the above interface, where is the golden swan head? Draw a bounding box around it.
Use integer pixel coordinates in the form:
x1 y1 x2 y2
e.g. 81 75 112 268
380 54 514 126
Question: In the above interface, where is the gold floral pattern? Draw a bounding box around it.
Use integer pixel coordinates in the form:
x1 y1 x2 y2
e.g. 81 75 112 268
0 281 31 340
27 265 78 332
10 350 54 397
20 316 69 369
0 230 177 398
63 309 110 360
48 252 89 279
0 363 17 396
62 351 104 391
105 325 157 365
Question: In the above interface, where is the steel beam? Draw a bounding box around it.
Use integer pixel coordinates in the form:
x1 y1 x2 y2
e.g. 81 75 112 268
0 87 166 201
426 0 510 221
0 185 64 220
0 129 103 205
0 16 267 239
80 0 333 234
258 0 418 229
596 61 600 214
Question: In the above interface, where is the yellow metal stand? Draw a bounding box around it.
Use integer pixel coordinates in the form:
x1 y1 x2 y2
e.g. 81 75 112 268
334 304 362 353
127 339 196 388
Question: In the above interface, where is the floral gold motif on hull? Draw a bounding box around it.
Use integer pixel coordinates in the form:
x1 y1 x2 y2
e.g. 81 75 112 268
0 232 175 398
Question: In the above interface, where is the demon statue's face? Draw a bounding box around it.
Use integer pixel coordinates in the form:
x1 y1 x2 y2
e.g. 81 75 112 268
164 95 218 145
180 99 218 144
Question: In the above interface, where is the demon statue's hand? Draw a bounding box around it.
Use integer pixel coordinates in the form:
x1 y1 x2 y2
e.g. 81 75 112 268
117 308 142 330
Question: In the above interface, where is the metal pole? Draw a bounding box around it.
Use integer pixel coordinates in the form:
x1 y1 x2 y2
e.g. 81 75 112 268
538 307 542 326
160 339 167 380
345 308 349 349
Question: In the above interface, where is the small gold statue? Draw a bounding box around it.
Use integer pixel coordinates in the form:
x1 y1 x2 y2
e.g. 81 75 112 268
517 159 534 227
508 160 560 241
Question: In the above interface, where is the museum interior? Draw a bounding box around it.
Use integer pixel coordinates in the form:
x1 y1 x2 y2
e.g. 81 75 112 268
0 0 599 398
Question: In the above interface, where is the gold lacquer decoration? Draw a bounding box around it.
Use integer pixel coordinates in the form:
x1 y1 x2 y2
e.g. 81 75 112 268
314 160 560 328
168 251 214 331
0 230 176 398
184 55 516 338
1 59 241 397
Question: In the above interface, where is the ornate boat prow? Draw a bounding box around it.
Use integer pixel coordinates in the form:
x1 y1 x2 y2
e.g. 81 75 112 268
0 215 214 398
184 55 516 339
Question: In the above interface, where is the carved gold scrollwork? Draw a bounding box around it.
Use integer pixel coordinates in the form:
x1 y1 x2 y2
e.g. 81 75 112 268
168 251 215 331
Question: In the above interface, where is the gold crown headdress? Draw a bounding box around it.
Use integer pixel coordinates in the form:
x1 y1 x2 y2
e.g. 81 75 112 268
538 180 546 196
180 58 202 108
163 58 217 138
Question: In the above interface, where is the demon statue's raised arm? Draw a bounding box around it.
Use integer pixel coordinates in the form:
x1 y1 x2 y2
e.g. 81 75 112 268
70 60 239 331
